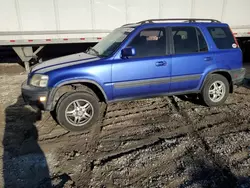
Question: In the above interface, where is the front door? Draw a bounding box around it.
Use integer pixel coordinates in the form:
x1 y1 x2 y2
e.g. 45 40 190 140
112 27 172 100
170 26 216 92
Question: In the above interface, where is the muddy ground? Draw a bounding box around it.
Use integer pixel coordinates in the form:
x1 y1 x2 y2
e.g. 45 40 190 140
0 68 250 188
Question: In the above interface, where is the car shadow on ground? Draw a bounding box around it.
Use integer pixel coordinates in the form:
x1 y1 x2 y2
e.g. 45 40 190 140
175 94 204 106
241 77 250 89
2 96 52 187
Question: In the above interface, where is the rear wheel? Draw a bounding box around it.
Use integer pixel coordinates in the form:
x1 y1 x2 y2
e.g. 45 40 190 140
201 74 229 107
55 91 100 132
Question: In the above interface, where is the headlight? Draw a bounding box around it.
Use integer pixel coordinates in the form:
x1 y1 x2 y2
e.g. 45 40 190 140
30 74 49 87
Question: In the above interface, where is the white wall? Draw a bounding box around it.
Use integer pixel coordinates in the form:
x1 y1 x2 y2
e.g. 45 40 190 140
0 0 249 32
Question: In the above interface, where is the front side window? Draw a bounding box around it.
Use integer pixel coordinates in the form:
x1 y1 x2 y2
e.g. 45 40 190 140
127 28 166 58
86 27 134 57
207 27 236 49
172 26 208 54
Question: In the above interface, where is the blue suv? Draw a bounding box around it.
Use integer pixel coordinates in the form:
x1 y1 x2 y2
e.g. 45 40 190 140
22 18 245 132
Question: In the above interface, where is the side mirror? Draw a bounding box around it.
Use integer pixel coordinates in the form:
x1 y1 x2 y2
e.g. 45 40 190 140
121 47 136 58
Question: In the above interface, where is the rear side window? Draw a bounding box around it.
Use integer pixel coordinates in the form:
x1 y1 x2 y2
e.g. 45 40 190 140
197 29 208 52
207 27 236 49
172 27 208 54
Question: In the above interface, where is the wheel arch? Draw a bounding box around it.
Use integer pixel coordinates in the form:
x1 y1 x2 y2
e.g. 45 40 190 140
48 79 108 111
200 70 233 93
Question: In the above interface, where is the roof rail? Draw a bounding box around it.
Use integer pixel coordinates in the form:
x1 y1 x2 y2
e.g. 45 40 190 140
121 23 141 27
122 23 134 27
137 18 221 24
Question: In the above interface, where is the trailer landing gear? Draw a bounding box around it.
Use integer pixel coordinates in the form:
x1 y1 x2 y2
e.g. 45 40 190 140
13 46 44 72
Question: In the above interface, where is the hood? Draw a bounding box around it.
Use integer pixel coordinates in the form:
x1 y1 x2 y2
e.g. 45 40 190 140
32 52 101 74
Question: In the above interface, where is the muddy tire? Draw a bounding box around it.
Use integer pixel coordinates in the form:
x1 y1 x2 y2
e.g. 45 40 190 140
201 74 229 107
55 91 100 132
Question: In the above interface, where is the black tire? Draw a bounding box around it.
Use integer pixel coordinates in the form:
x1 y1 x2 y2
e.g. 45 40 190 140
201 74 229 107
55 91 100 132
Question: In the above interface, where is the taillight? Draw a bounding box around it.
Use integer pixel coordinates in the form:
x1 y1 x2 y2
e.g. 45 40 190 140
229 27 239 47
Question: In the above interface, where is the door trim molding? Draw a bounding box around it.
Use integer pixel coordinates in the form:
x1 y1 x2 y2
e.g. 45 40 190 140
171 74 201 83
109 89 199 103
114 77 171 88
113 74 201 89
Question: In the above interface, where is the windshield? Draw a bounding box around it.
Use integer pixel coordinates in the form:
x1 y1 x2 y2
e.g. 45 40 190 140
86 27 134 57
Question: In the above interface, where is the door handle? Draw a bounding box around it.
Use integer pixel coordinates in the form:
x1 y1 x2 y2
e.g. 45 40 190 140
204 57 213 61
155 61 167 66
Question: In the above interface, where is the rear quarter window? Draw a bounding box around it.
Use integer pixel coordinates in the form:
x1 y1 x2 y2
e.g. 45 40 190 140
207 27 236 49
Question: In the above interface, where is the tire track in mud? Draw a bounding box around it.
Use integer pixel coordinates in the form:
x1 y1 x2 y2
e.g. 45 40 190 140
123 144 190 187
105 98 169 112
91 113 191 185
91 89 250 186
77 122 101 185
83 103 109 185
92 97 194 165
101 112 179 139
41 87 250 186
56 103 106 187
102 107 171 128
94 132 187 166
191 100 250 139
102 100 171 127
90 136 192 187
168 96 240 186
38 96 186 186
90 97 190 167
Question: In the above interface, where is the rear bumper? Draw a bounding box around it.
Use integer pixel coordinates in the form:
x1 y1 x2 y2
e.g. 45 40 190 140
229 68 246 85
21 80 51 111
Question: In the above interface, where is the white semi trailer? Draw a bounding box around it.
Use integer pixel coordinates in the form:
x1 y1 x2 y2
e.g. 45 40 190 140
0 0 250 71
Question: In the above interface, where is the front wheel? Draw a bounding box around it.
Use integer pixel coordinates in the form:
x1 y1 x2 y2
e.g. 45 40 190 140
201 74 229 107
56 91 100 132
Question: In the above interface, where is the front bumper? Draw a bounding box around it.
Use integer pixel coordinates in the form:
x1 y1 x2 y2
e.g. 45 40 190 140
229 68 246 85
21 80 51 111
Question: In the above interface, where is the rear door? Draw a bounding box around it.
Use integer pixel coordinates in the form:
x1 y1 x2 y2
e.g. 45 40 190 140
207 26 243 70
170 26 216 92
